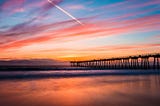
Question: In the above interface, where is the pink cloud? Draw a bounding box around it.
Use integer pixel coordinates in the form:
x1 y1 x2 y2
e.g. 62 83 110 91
0 14 159 51
1 0 25 14
68 5 85 10
102 0 129 9
88 43 160 51
127 0 160 9
32 43 160 55
103 0 160 10
27 0 63 12
1 0 25 9
0 0 63 15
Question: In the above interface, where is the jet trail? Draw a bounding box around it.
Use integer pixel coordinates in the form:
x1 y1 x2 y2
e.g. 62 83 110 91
48 0 83 25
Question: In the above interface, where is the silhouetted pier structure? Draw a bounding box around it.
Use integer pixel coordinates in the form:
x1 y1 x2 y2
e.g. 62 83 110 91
70 53 160 69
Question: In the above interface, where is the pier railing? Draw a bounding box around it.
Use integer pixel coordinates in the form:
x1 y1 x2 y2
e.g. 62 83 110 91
70 53 160 69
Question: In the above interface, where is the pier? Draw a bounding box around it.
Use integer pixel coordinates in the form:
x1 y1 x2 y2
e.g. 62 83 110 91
70 53 160 69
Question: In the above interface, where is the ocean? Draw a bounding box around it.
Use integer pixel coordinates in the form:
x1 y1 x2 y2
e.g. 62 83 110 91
0 70 160 106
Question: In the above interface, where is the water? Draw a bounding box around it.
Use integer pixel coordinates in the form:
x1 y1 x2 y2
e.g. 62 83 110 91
0 70 160 106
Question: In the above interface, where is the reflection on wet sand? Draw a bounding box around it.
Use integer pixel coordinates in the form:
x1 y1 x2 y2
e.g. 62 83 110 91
0 75 160 106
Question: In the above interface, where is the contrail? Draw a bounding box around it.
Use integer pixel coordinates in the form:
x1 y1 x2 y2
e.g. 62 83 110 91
47 0 83 25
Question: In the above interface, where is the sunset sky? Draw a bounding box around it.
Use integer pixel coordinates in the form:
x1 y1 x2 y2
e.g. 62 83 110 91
0 0 160 61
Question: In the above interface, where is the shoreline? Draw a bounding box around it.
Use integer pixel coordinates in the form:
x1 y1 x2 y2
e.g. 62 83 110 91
0 69 160 80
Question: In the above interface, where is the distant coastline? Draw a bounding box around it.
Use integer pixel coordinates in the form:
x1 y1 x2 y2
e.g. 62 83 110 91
0 65 89 71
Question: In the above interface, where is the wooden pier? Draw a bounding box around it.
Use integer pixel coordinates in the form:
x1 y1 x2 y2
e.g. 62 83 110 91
70 53 160 69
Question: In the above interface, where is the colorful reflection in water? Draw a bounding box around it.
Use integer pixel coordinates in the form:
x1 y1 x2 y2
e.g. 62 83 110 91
0 75 160 106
